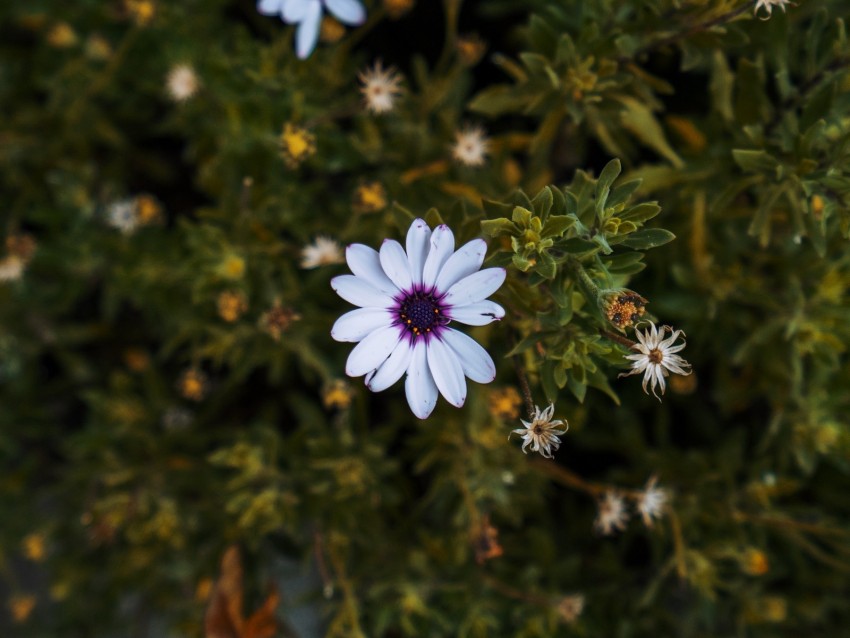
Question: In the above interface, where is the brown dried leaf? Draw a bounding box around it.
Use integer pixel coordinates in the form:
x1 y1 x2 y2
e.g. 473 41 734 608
204 545 245 638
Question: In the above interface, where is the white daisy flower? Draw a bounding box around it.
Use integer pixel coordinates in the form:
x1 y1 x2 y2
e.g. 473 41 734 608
358 60 403 114
451 125 490 167
105 199 138 234
619 321 692 400
510 403 568 459
594 491 629 536
0 255 25 282
635 474 669 528
754 0 795 20
330 219 506 419
166 63 199 102
257 0 366 59
301 236 345 268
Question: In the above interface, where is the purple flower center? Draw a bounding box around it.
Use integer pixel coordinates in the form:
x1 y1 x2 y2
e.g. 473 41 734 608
396 288 448 339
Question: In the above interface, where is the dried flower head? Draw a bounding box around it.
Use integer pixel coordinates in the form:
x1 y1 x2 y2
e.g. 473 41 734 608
319 16 345 42
178 368 209 402
742 548 770 576
123 348 151 372
352 181 388 213
599 288 647 330
85 34 112 60
22 533 47 562
555 594 585 624
125 0 156 26
260 301 301 340
488 386 522 420
456 34 487 66
217 290 249 323
279 122 316 168
451 125 490 167
635 475 669 528
472 515 503 564
383 0 415 19
511 404 568 458
619 322 692 400
358 60 404 114
134 194 163 224
166 63 200 102
301 236 345 269
47 22 77 48
594 491 629 536
9 595 36 623
754 0 795 20
323 379 354 409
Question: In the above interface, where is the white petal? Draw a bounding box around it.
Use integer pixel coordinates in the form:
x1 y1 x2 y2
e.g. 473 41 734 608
422 225 454 288
441 328 496 383
405 219 431 286
379 239 413 291
331 275 394 308
427 336 467 408
443 268 506 307
294 2 322 59
447 300 505 326
367 340 413 392
331 308 392 342
346 244 398 293
258 0 283 16
434 238 487 293
405 339 438 419
281 0 315 21
345 325 401 377
325 0 366 24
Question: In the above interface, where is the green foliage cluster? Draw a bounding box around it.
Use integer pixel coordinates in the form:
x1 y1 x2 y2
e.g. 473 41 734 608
2 0 850 636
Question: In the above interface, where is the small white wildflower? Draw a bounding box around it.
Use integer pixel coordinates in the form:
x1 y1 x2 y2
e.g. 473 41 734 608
0 256 25 282
594 491 629 536
511 404 568 459
105 199 138 234
301 236 345 268
754 0 795 20
619 321 692 401
635 475 669 528
358 60 403 114
451 125 490 167
166 63 199 102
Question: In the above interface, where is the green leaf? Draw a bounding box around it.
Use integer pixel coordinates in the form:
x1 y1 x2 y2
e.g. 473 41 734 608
482 198 514 218
536 251 557 280
468 86 531 117
620 228 676 249
620 202 661 223
541 215 575 238
616 95 684 168
530 186 554 218
606 179 642 210
481 218 516 237
392 202 415 233
732 149 780 173
595 159 622 215
424 208 443 227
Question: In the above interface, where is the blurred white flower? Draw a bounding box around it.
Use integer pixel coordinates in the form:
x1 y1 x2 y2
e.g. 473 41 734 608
0 256 24 282
754 0 794 20
619 321 691 400
594 491 629 536
301 236 345 268
511 403 568 459
451 125 490 167
105 199 138 234
257 0 366 59
166 63 199 102
635 475 669 528
358 60 403 114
